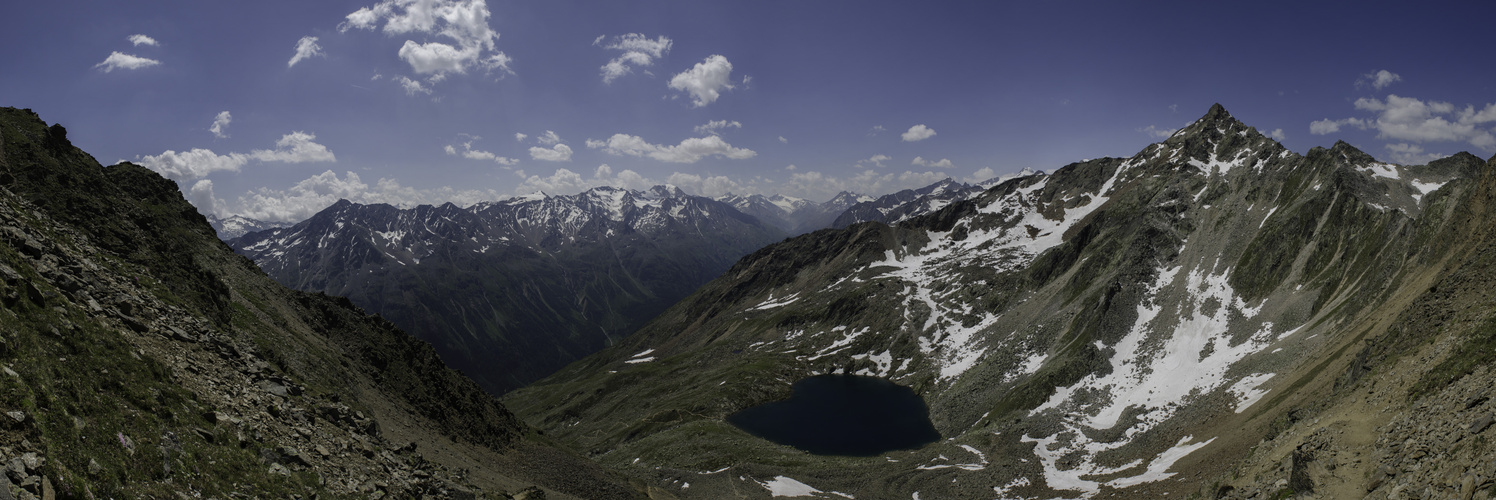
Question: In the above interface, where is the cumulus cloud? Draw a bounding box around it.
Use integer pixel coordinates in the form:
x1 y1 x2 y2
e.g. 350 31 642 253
94 52 161 72
868 125 886 136
514 165 655 195
856 154 890 168
128 34 158 47
1310 92 1496 162
596 33 672 83
137 149 250 182
394 75 433 95
585 134 756 163
209 111 232 138
529 143 573 162
288 36 325 68
1138 125 1176 139
1384 143 1447 164
514 132 527 142
901 124 936 142
536 130 562 146
1358 70 1402 90
668 55 734 107
234 170 502 222
446 137 517 165
778 136 788 144
1350 95 1496 148
1309 117 1367 135
249 132 338 163
340 0 512 85
911 156 953 168
1268 128 1286 141
694 120 741 135
188 180 225 217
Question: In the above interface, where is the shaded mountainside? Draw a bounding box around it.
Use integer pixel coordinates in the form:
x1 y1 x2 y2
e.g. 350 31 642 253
229 186 785 395
0 107 639 499
508 104 1496 499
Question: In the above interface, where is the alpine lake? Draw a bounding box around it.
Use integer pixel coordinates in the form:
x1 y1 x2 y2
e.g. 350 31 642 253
726 374 941 456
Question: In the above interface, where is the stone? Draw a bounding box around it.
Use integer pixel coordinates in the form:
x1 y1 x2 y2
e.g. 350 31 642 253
4 412 22 424
1471 413 1495 434
268 463 291 476
86 459 101 476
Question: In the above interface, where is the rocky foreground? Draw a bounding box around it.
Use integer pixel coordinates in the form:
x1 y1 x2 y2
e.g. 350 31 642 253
0 107 639 498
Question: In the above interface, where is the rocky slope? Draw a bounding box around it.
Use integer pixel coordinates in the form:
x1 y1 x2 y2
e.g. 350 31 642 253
0 107 639 499
507 104 1496 499
717 191 874 235
229 186 785 395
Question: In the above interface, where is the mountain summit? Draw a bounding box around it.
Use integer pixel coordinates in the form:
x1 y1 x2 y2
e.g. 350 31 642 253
509 105 1496 499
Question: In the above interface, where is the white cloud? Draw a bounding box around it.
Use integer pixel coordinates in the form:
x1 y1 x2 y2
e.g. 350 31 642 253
529 143 573 162
233 170 501 222
137 148 250 182
249 132 337 163
340 0 511 84
1309 117 1366 135
1138 125 1176 139
971 167 996 181
394 75 433 95
514 132 527 142
694 120 742 135
128 34 158 47
784 164 797 170
901 124 936 142
447 137 517 165
537 130 563 146
596 33 672 83
288 36 325 68
911 156 953 168
1359 70 1402 90
209 111 232 139
586 134 756 163
188 179 225 217
856 154 890 168
778 136 788 144
1268 128 1286 141
94 52 161 72
1349 95 1496 149
1384 143 1448 164
868 125 887 136
668 55 735 107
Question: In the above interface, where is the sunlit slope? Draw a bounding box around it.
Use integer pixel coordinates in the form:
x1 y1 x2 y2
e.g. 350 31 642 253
508 104 1496 499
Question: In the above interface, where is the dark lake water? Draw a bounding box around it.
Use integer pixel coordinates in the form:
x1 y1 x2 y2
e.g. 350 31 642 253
726 374 940 456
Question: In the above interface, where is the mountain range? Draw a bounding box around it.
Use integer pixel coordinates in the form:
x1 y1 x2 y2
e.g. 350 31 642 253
506 104 1496 499
715 191 874 235
228 185 786 394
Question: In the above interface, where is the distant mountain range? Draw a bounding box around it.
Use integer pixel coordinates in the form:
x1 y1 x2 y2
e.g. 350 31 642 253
206 213 293 239
715 191 874 235
228 185 786 394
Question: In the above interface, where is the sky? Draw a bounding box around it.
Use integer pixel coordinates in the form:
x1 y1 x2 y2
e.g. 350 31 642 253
3 0 1494 223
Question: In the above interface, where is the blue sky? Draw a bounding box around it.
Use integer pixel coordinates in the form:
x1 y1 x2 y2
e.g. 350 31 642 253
4 0 1493 222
